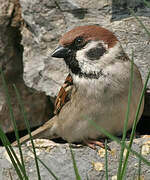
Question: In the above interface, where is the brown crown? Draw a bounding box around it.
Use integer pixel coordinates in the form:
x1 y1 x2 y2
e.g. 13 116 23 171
59 25 118 48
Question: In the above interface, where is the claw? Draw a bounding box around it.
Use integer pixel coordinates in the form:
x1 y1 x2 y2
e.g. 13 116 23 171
84 140 111 151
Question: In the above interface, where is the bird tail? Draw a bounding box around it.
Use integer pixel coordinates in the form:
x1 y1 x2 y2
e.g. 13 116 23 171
12 116 58 146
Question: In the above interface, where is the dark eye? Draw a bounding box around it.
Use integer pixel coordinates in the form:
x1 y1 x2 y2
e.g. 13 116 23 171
74 37 84 47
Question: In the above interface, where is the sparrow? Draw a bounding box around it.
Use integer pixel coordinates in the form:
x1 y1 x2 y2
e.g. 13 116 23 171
12 25 144 149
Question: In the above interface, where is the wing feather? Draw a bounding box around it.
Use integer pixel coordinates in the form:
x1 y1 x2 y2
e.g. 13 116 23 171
54 74 73 114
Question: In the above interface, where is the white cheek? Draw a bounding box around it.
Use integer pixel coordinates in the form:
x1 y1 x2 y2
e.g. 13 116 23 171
100 42 122 63
72 41 124 82
76 41 105 62
76 48 86 61
76 41 105 73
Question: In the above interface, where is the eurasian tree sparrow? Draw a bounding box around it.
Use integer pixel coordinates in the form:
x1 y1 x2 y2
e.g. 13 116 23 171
13 25 144 149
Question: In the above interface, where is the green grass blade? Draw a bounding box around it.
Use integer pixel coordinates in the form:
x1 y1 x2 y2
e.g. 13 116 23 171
36 156 59 180
132 170 137 180
13 85 41 180
9 170 13 180
100 174 104 180
117 50 134 179
89 121 150 166
25 145 59 180
129 8 150 37
144 0 150 8
69 144 82 180
0 126 24 179
138 147 142 179
0 69 28 179
105 139 108 180
120 70 150 178
27 145 59 180
86 174 89 180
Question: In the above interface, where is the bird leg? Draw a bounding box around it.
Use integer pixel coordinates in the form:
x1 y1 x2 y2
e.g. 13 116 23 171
84 139 111 151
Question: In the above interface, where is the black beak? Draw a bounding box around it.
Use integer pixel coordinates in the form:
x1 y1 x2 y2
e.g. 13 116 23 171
51 46 71 58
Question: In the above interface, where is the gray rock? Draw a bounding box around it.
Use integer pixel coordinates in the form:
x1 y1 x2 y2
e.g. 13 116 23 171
0 80 52 133
0 137 150 179
0 0 53 133
20 0 68 97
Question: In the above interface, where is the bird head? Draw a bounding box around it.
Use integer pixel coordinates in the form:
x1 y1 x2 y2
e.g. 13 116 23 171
51 25 124 79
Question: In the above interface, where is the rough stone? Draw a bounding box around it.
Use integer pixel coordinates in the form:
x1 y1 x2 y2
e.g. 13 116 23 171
0 137 150 179
0 79 52 133
0 0 53 133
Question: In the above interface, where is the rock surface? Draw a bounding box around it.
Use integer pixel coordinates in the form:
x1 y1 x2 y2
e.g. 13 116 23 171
0 0 53 133
0 80 52 133
0 137 150 179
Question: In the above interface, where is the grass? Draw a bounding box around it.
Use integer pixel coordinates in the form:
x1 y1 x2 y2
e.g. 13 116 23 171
13 84 41 180
69 144 82 180
117 49 134 179
0 69 28 180
105 140 108 180
1 68 60 179
0 3 150 180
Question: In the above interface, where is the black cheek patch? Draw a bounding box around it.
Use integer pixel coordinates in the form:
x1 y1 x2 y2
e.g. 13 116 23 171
86 46 106 60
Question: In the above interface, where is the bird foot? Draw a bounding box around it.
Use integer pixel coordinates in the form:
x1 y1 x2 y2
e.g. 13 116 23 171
84 140 111 151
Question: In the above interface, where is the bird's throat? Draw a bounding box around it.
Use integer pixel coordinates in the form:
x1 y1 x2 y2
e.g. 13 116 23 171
64 57 104 79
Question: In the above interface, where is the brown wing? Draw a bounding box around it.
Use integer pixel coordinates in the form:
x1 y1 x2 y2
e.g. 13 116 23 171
54 74 73 114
